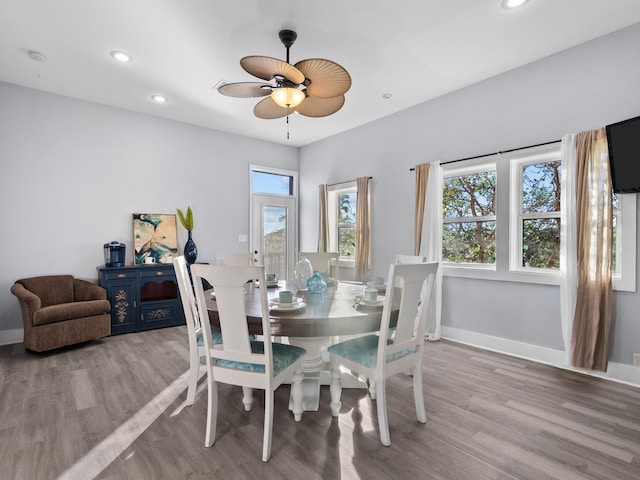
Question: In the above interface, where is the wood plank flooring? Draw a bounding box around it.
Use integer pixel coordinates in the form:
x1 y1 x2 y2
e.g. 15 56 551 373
1 327 639 480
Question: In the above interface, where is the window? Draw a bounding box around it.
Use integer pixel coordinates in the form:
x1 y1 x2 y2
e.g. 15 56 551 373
442 165 496 265
510 150 562 273
337 191 357 257
327 182 357 260
441 143 636 291
612 191 636 291
251 170 294 195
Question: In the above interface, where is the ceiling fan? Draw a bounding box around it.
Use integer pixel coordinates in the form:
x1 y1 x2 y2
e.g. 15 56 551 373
218 30 351 119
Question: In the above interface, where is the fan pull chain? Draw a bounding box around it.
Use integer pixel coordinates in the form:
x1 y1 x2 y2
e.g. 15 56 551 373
286 116 290 140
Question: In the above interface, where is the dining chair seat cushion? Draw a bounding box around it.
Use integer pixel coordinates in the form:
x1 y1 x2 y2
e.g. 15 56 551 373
327 335 414 369
214 341 306 377
196 327 223 346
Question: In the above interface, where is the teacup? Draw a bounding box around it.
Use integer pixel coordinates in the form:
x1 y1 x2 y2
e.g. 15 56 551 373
278 290 294 303
144 257 156 264
364 287 378 302
266 273 277 282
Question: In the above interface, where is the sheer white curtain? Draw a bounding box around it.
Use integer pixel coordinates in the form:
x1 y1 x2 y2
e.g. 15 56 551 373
559 134 577 363
418 160 443 340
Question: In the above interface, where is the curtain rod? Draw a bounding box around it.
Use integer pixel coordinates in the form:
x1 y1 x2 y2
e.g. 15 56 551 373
409 140 560 171
327 176 372 186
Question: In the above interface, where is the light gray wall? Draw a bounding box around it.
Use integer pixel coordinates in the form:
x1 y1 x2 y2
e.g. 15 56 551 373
299 23 640 365
0 83 298 336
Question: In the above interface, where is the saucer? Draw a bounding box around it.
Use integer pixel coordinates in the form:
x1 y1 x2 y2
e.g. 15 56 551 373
355 295 385 308
269 300 306 312
269 297 303 307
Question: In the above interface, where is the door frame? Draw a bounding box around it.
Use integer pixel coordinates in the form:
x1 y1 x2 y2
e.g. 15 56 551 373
249 166 298 280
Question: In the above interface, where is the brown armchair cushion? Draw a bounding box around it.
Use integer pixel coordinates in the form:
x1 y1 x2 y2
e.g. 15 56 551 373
32 300 111 326
15 275 75 307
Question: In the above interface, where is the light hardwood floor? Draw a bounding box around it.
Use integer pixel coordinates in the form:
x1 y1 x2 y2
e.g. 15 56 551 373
1 327 639 480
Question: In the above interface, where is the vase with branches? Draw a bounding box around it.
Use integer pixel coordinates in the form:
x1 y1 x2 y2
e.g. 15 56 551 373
177 206 198 264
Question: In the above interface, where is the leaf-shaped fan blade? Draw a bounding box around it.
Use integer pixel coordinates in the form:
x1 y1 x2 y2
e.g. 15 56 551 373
294 95 345 118
254 97 295 119
240 56 305 84
218 82 271 98
295 58 351 98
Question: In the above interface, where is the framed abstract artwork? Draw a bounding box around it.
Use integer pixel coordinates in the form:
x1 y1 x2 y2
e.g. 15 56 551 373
132 213 178 265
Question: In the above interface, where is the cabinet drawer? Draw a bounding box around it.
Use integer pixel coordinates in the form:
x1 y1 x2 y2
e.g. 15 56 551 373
138 266 174 279
102 269 136 281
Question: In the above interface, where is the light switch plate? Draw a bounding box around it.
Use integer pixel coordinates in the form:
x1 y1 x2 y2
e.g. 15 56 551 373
238 234 248 243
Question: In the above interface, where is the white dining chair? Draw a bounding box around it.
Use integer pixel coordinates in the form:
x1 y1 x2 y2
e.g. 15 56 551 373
299 251 339 276
173 256 224 406
327 261 439 446
395 254 427 263
191 263 306 462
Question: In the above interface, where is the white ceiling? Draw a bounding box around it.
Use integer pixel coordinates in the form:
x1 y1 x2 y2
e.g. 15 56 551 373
2 1 640 147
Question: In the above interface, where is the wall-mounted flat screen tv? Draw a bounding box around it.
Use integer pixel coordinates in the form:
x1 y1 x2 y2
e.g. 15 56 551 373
606 115 640 194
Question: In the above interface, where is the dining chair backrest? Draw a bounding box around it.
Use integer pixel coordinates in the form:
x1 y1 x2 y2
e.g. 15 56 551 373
379 261 439 369
191 264 272 385
218 252 255 266
173 255 204 405
395 254 427 264
299 251 339 275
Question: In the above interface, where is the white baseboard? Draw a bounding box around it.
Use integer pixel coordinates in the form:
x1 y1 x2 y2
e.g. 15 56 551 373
0 329 23 347
441 326 640 388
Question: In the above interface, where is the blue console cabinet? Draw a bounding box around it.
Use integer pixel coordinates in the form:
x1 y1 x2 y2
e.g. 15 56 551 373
99 264 185 335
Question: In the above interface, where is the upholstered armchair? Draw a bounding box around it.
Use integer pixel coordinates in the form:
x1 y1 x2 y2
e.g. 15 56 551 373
11 275 111 352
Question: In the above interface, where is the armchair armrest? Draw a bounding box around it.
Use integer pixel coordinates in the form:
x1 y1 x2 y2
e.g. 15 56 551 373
10 282 42 314
74 278 107 302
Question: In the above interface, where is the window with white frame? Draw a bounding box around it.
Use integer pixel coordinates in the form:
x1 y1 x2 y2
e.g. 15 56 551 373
441 143 636 291
327 182 357 259
509 150 562 273
442 165 497 266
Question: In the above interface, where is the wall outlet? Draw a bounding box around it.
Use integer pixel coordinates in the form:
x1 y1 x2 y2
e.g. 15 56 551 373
633 353 640 368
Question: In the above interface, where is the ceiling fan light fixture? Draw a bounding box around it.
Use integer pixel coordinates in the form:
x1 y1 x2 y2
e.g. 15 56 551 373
271 87 305 108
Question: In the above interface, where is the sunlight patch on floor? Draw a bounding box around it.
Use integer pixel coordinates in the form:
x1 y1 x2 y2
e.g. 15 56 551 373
55 371 189 480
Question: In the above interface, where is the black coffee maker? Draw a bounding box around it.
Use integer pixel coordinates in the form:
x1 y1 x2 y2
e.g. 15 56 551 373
104 241 126 267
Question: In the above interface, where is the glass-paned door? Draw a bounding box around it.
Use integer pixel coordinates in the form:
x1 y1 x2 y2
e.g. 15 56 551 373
251 194 296 281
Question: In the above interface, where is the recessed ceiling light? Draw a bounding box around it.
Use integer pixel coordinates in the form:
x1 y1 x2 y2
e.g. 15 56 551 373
151 94 168 103
28 50 47 62
382 93 392 100
501 0 530 9
110 51 132 62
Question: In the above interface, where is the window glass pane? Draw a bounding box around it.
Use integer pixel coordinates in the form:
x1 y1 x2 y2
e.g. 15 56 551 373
443 171 496 219
262 206 287 279
338 227 356 257
338 192 357 223
442 221 495 264
522 218 560 268
252 171 293 195
522 162 561 213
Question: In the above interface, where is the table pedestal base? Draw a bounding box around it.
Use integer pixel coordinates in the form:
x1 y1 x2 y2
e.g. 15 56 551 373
287 335 367 412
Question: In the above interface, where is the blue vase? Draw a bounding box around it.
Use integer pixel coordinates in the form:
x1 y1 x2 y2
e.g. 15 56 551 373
184 231 198 264
307 270 327 294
